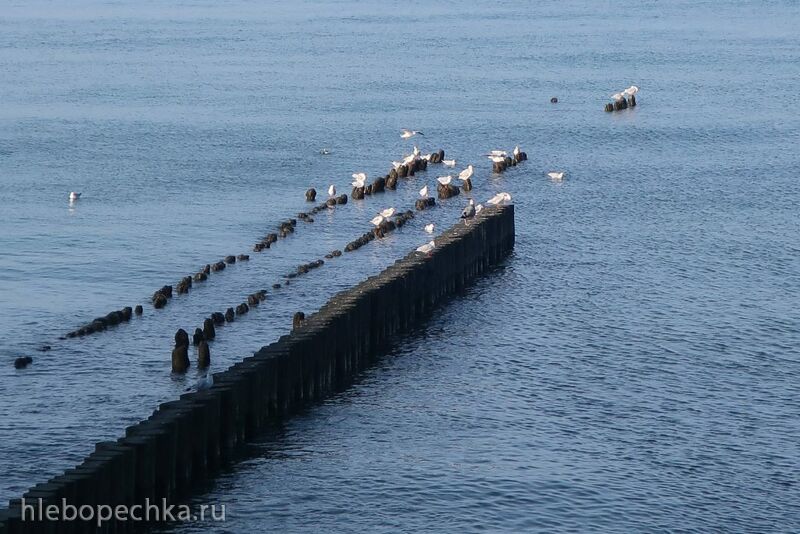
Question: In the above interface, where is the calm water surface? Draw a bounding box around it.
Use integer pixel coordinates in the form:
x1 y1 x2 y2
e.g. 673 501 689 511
1 0 799 531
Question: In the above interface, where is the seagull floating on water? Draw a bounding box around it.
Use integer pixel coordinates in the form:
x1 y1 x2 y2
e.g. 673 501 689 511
401 129 424 139
379 207 396 218
419 185 428 198
424 223 435 234
442 159 456 167
461 199 476 219
320 148 331 155
416 240 436 254
547 171 565 181
437 175 454 186
458 165 474 181
328 184 336 197
69 192 81 202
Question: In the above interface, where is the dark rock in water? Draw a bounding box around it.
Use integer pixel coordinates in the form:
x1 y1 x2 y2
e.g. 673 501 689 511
236 303 249 315
613 98 627 111
197 340 210 368
293 311 305 330
211 261 226 272
461 178 473 192
352 186 365 200
175 328 189 347
211 312 225 325
171 345 190 373
415 199 428 211
325 253 333 259
202 264 211 275
106 311 122 326
272 283 281 289
14 356 33 369
37 345 51 352
336 194 348 205
224 255 236 264
364 184 373 195
306 188 317 201
551 96 558 103
176 276 192 294
194 272 208 282
436 149 445 163
372 177 386 193
152 293 168 309
266 233 278 244
628 94 636 107
332 249 342 257
248 293 260 305
66 331 77 338
419 158 428 170
203 318 216 341
388 168 398 181
256 290 267 300
397 164 408 178
159 285 173 298
386 175 398 190
492 160 507 173
306 217 314 223
134 305 143 315
193 328 205 346
604 102 614 112
504 156 513 168
254 243 265 252
121 307 132 321
437 183 460 199
287 272 298 279
237 254 250 261
225 308 235 322
325 198 337 207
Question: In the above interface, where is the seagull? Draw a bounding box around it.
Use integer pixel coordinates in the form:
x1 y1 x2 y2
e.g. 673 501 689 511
391 160 403 169
437 175 454 186
461 199 476 219
419 185 428 198
486 150 507 157
186 372 214 392
416 240 436 254
547 171 565 181
487 155 506 163
442 159 456 167
401 129 424 139
513 145 520 158
370 215 385 226
412 146 420 157
625 85 639 95
424 223 435 234
380 207 396 218
611 92 625 102
458 165 474 181
68 192 81 202
487 192 512 205
402 154 416 166
328 184 336 197
351 173 367 188
475 203 484 214
319 148 331 155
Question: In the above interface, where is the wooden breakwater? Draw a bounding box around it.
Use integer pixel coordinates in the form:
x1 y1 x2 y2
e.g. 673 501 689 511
0 204 515 534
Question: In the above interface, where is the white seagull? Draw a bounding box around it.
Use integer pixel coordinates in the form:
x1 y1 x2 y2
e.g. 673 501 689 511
412 146 420 157
487 192 512 205
328 184 336 197
475 203 484 214
487 150 507 157
194 373 214 391
437 175 454 186
547 171 565 181
424 223 435 234
370 215 385 226
458 165 474 181
351 173 367 188
513 145 520 158
461 199 476 219
419 185 428 198
487 155 506 163
69 192 81 202
442 159 456 167
401 129 424 139
416 240 436 254
611 92 625 102
380 207 396 218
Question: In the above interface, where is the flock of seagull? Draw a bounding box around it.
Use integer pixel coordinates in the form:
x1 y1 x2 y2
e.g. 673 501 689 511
611 85 639 103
